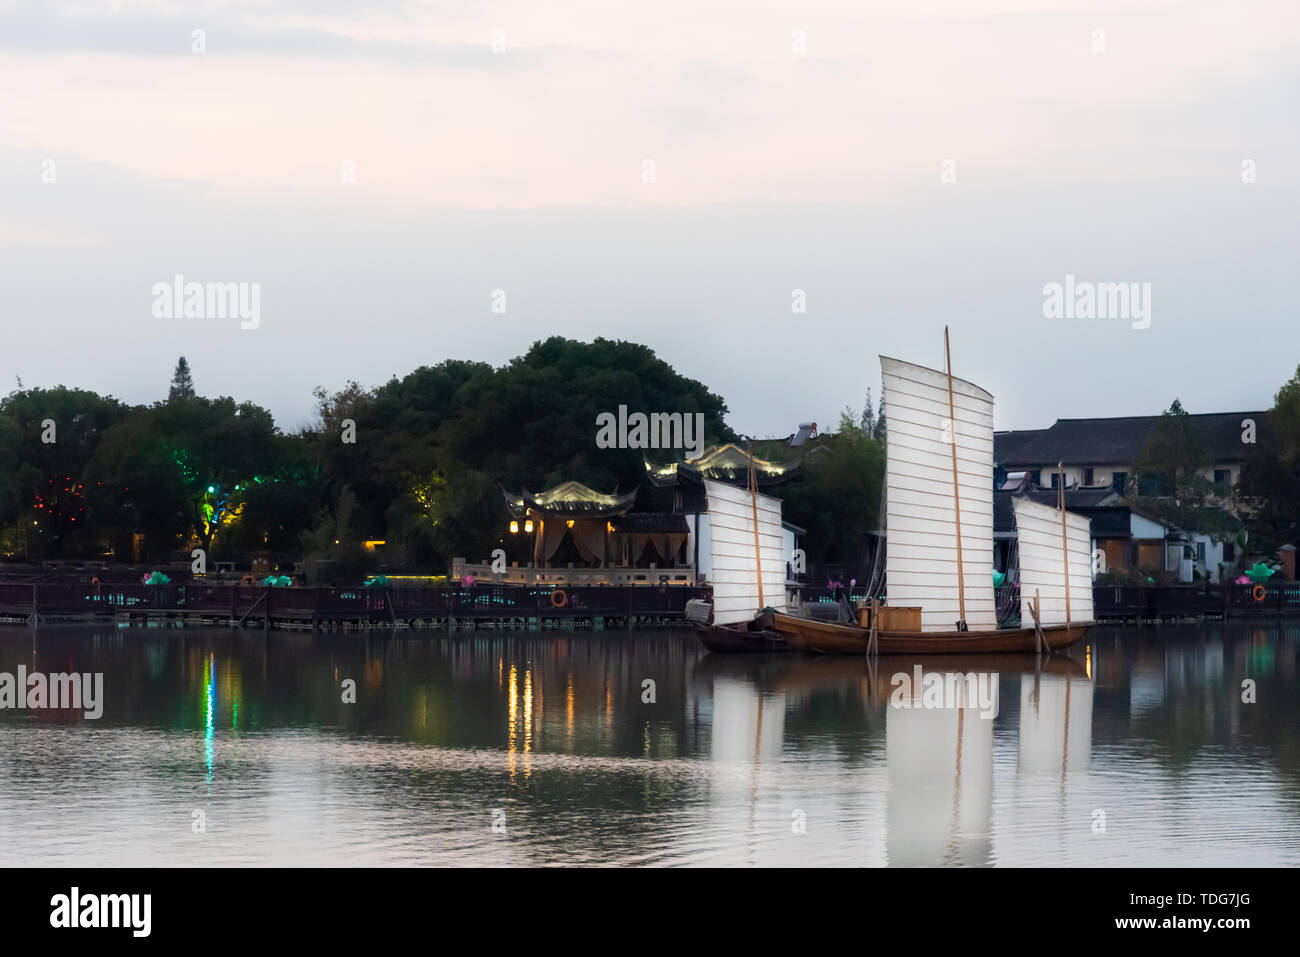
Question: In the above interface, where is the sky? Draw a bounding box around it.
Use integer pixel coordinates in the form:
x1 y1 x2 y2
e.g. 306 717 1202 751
2 0 1298 437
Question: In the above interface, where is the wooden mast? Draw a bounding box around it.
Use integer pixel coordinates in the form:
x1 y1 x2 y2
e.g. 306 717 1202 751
944 327 967 630
1059 461 1071 634
748 439 765 609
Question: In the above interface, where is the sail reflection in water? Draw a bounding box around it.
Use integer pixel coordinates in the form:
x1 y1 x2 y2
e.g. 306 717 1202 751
1019 669 1094 776
710 678 786 764
886 666 997 866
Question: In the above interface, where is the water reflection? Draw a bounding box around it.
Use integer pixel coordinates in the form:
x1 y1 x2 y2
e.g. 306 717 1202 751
884 663 1000 867
0 623 1296 865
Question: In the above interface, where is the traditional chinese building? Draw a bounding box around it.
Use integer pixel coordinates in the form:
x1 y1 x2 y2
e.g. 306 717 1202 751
453 445 803 587
449 480 693 584
645 443 802 581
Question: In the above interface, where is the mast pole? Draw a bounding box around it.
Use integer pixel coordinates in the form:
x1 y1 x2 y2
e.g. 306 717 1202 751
1059 461 1071 635
944 327 967 630
748 439 765 610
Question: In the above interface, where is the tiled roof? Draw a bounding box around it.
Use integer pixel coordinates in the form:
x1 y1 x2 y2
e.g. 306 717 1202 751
501 481 637 519
993 488 1171 537
644 443 797 487
994 411 1272 467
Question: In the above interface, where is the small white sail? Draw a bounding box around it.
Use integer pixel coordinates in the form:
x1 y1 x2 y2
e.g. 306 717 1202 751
1012 498 1094 625
882 356 997 631
704 478 788 625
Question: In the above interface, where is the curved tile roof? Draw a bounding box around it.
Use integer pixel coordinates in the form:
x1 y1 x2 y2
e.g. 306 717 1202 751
645 443 796 487
501 481 637 519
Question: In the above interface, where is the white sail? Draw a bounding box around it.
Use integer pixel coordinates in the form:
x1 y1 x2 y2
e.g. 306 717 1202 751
881 356 997 631
704 478 788 625
1012 497 1094 625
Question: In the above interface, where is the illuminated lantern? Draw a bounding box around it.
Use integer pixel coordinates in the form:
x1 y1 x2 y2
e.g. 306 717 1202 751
510 521 519 534
524 520 534 533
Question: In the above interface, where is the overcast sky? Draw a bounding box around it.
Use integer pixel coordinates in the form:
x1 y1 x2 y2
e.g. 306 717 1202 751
3 0 1297 437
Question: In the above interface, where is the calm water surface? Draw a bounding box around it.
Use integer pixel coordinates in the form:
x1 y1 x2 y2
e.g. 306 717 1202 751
0 623 1297 866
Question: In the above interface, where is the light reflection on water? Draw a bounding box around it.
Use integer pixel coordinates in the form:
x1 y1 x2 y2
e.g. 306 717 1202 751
0 622 1296 866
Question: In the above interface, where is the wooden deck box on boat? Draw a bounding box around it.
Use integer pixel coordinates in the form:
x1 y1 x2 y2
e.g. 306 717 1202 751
860 605 922 631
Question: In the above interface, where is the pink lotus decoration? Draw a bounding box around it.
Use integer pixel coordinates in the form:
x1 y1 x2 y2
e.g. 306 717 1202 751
463 574 475 586
1235 575 1251 585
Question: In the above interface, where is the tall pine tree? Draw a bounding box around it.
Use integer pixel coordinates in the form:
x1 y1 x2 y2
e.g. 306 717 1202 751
860 388 875 435
169 357 195 401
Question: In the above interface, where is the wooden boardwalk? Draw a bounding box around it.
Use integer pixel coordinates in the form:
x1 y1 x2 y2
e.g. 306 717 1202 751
0 581 711 630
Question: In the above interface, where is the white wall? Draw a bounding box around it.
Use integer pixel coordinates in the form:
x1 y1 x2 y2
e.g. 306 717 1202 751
693 513 713 580
1130 514 1167 540
1188 533 1227 581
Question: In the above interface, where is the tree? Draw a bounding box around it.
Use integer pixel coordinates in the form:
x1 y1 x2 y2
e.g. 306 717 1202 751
302 338 738 569
300 486 372 583
860 388 875 435
0 386 129 556
1240 365 1300 553
1134 399 1211 502
782 410 885 567
873 392 887 440
88 396 282 556
169 357 195 401
1268 363 1300 465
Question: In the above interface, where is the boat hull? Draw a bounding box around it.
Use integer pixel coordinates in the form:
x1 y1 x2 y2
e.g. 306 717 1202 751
694 623 790 653
693 607 790 653
771 612 1088 655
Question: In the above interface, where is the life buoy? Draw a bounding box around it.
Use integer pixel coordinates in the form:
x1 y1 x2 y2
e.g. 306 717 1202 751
1252 584 1266 602
90 577 100 585
550 589 568 608
241 574 256 586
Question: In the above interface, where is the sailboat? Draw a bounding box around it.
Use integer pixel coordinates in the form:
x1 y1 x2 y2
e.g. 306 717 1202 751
689 445 792 652
773 328 1093 654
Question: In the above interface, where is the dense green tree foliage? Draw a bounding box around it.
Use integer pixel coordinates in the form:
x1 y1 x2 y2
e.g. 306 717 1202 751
1241 365 1300 554
780 410 885 570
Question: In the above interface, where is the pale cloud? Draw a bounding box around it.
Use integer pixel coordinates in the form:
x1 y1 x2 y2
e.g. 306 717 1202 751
0 0 1295 207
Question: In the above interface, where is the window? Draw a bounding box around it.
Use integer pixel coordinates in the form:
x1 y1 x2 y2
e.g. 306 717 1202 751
1138 473 1165 496
1196 542 1206 563
1083 467 1094 486
1214 469 1230 486
1224 543 1235 562
1112 471 1127 493
1049 472 1059 489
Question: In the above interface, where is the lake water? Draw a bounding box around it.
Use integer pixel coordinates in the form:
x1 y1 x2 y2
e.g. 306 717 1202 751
0 622 1296 866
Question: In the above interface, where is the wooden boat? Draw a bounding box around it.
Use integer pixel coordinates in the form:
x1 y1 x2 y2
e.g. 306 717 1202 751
693 608 790 653
777 329 1092 655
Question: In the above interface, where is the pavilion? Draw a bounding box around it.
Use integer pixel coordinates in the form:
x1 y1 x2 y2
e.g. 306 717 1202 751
498 480 689 572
